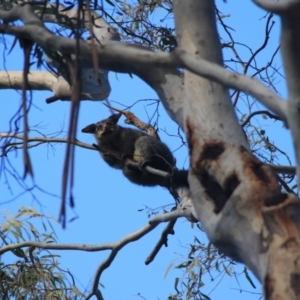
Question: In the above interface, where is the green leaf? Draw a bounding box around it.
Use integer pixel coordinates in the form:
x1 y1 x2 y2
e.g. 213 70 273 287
222 263 232 276
194 236 201 244
175 261 192 269
244 267 256 288
164 262 174 279
174 277 180 294
105 0 115 7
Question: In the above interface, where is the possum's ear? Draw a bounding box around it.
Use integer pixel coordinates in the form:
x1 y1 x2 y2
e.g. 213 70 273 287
81 123 96 134
108 113 122 124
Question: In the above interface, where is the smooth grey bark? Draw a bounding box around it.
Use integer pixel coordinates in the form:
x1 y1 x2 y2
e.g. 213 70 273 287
169 1 300 300
0 3 113 101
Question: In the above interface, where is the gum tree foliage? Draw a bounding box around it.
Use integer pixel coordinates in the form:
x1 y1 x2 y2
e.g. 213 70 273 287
0 0 299 299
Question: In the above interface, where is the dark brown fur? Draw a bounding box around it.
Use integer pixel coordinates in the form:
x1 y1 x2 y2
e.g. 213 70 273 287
82 113 188 188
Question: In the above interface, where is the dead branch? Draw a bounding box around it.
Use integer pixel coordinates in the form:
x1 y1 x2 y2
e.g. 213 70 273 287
145 219 176 265
1 133 296 176
241 110 282 127
0 133 96 156
103 103 160 139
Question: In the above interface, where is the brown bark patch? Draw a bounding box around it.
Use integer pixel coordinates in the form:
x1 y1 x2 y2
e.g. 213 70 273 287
250 162 270 183
224 173 240 200
199 142 238 213
197 169 227 214
201 141 225 160
264 274 274 299
291 273 300 297
191 139 239 213
185 117 197 156
265 193 288 207
240 146 270 184
281 237 299 249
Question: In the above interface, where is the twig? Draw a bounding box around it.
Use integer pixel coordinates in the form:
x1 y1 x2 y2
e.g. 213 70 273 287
0 209 188 254
174 48 287 123
267 164 296 176
0 133 172 182
241 110 282 127
84 210 185 299
103 103 159 138
145 219 176 265
0 133 96 156
2 133 296 176
277 175 296 194
125 160 170 178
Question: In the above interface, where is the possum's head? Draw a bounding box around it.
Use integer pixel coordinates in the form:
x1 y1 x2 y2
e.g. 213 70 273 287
81 113 122 141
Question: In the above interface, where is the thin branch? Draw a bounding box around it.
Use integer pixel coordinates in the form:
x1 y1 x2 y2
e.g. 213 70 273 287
123 160 171 180
232 13 275 107
0 209 186 257
241 110 282 127
0 132 176 181
0 20 287 122
254 0 300 13
84 210 183 300
145 219 176 265
0 208 193 300
2 133 296 176
103 103 160 139
267 164 296 176
0 133 96 155
277 175 296 194
173 49 288 123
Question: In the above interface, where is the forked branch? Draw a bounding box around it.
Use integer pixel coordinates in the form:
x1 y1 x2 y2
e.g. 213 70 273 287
0 209 192 299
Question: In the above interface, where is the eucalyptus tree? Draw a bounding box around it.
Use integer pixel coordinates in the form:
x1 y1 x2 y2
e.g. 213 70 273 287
0 1 299 299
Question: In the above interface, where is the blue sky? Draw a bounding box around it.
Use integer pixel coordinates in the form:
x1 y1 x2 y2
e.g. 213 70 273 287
0 1 293 299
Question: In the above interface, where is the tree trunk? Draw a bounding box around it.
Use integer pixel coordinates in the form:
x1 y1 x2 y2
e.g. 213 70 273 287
165 1 300 300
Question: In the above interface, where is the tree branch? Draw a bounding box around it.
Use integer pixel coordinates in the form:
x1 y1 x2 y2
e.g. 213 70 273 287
267 164 296 176
103 103 160 139
0 12 287 123
145 219 176 265
0 207 192 299
254 0 300 13
0 208 191 257
241 110 282 127
169 4 300 298
0 133 97 156
2 133 296 176
0 71 56 90
257 1 300 193
0 3 113 102
173 49 287 124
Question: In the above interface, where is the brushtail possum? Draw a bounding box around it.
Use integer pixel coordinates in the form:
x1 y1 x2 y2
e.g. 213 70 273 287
81 113 188 189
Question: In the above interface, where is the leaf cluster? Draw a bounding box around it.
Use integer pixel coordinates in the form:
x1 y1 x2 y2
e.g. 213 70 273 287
0 207 83 300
